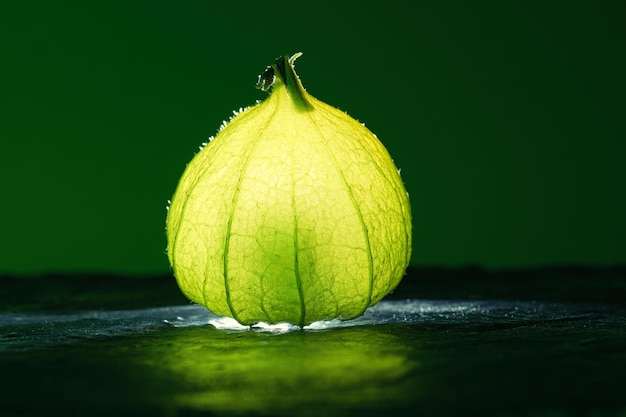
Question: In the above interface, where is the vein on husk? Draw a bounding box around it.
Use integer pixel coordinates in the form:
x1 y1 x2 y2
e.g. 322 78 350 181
307 108 374 316
217 104 278 324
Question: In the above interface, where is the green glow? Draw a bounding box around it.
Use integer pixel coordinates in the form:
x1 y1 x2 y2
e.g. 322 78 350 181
157 327 417 414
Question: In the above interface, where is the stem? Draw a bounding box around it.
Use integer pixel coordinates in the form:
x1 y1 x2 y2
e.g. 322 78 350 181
257 53 312 111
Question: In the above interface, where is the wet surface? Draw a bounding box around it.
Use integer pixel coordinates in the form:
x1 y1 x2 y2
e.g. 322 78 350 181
1 269 625 416
1 299 623 349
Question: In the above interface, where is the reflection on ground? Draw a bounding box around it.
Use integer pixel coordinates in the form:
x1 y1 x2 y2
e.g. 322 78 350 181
0 299 624 416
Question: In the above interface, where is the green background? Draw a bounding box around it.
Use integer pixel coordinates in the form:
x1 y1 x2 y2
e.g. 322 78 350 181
1 1 624 275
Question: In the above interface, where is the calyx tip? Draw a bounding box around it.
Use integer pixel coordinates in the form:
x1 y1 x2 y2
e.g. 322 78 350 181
255 53 311 110
257 53 303 92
